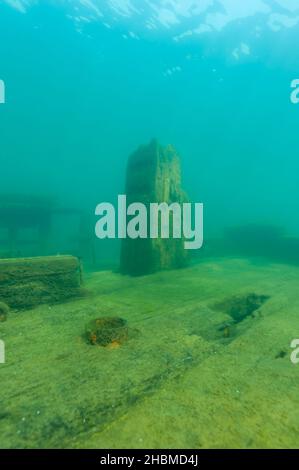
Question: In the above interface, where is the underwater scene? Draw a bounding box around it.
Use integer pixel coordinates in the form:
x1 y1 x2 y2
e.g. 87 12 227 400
1 0 299 450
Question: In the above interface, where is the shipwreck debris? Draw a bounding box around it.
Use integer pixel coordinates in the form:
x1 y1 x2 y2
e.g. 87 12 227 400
85 317 129 347
0 255 83 309
120 139 189 276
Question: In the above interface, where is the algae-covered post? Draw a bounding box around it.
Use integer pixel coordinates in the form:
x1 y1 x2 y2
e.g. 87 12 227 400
120 139 189 276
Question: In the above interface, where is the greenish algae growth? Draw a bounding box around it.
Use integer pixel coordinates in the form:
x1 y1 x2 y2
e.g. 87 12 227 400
1 257 299 449
0 301 9 322
0 256 84 309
